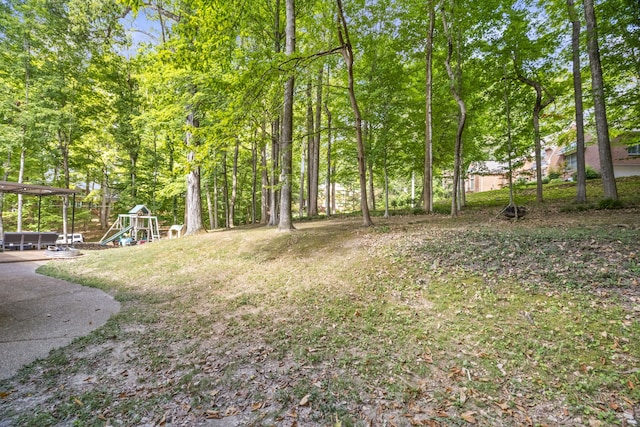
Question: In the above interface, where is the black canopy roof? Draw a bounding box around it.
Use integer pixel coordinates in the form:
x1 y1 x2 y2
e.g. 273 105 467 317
0 181 81 196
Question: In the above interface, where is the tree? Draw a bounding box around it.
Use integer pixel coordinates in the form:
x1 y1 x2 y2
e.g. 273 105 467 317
423 0 435 213
336 0 373 227
513 62 555 204
440 2 466 217
508 7 556 204
583 0 618 200
308 67 323 217
184 107 205 235
277 0 295 231
567 0 587 203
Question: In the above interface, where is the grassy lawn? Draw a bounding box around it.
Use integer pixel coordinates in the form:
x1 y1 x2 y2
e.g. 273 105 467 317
1 177 639 426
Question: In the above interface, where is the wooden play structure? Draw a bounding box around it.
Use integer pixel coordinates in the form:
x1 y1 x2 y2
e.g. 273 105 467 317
99 205 161 245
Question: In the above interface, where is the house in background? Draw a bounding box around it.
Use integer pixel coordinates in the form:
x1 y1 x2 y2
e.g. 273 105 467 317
520 145 565 179
466 131 640 194
465 161 509 193
561 132 640 178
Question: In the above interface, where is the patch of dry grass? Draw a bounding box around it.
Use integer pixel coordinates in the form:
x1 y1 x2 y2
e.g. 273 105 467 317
1 208 639 426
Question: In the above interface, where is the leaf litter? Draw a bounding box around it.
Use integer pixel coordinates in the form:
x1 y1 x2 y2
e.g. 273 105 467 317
0 209 638 426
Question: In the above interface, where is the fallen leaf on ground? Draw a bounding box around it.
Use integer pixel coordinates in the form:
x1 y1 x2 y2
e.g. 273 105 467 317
224 406 239 416
205 410 221 419
496 402 509 411
299 394 310 406
461 411 476 424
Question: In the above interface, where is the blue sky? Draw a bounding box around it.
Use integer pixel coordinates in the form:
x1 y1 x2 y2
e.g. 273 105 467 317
120 8 162 56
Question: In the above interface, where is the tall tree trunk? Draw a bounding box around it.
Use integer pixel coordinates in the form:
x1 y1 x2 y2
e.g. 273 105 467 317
100 167 109 229
0 152 11 235
503 65 516 208
383 149 390 218
17 34 30 232
17 148 25 232
324 98 332 216
568 0 587 203
130 153 138 198
513 59 554 204
269 119 280 226
268 0 282 227
302 81 313 218
213 168 219 229
424 0 435 213
222 151 229 228
331 166 336 214
584 0 618 200
304 81 312 217
365 121 376 211
368 152 375 211
309 67 322 217
411 171 416 208
167 138 178 224
299 135 306 219
336 0 373 226
185 109 204 235
59 129 72 238
152 132 159 211
278 0 296 231
251 137 257 224
459 153 466 208
206 181 215 230
230 138 239 228
441 7 466 217
456 28 466 211
261 136 269 224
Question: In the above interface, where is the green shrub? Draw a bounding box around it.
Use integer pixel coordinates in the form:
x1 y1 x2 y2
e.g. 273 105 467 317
515 177 528 187
548 168 562 180
597 198 624 210
549 178 564 185
559 203 594 212
585 166 600 180
542 177 550 185
432 204 451 215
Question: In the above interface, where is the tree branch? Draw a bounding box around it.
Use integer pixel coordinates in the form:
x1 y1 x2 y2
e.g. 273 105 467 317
276 45 344 71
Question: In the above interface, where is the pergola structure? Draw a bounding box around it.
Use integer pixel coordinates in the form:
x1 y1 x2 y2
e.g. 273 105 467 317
0 181 82 235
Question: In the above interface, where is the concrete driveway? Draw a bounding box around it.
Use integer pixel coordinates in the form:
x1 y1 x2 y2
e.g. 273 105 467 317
0 251 120 380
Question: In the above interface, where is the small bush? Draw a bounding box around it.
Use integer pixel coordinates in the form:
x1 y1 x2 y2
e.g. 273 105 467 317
432 204 451 215
597 198 624 210
559 203 594 213
542 177 550 185
585 166 600 180
549 178 564 185
548 168 562 180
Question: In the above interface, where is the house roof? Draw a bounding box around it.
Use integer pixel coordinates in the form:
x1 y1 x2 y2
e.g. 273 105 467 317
0 181 82 197
468 161 509 175
128 204 151 215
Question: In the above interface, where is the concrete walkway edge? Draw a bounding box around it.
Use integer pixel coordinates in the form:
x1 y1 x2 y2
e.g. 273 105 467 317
0 252 121 380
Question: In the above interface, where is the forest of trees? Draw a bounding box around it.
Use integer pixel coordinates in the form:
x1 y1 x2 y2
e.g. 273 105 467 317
0 0 638 234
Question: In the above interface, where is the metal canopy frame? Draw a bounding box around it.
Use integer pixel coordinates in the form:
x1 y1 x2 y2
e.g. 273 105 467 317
0 181 82 238
0 181 81 196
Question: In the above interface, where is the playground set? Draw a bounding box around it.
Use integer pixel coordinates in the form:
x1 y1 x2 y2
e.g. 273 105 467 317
99 205 162 246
